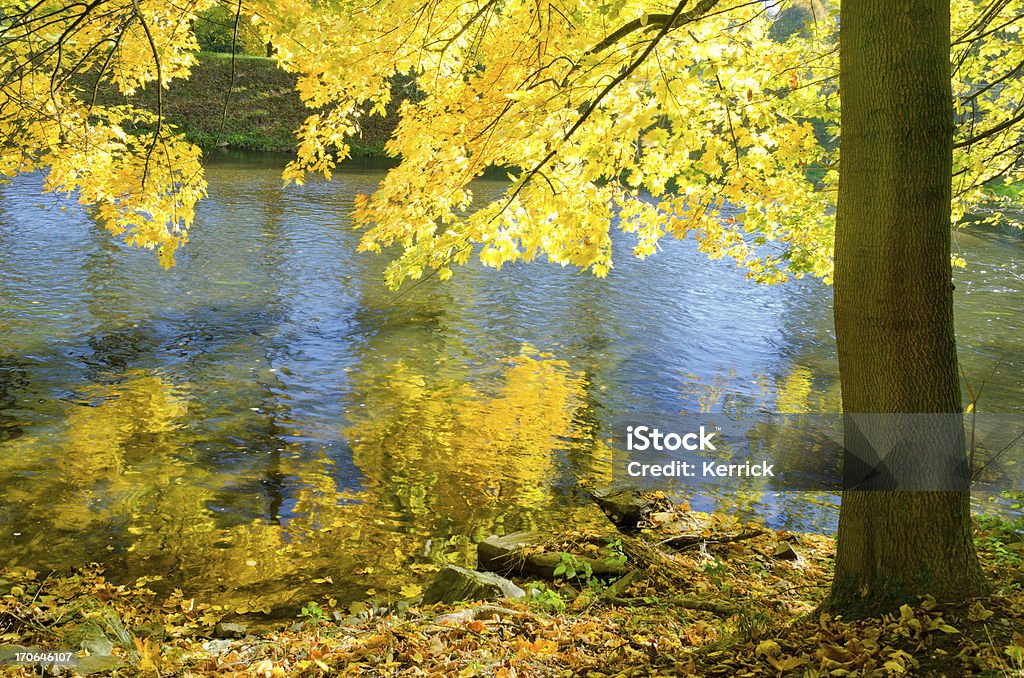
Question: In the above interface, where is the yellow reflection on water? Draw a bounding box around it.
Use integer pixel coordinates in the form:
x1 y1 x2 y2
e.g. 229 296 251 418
4 348 613 612
346 347 592 511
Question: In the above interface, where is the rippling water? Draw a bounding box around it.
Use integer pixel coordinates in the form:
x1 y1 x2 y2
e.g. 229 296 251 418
0 153 1021 610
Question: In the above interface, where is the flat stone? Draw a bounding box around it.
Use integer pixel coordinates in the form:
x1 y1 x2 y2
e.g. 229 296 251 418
201 639 233 653
80 636 114 657
132 622 166 640
62 622 113 656
0 645 34 664
421 565 525 605
589 486 656 531
213 622 248 639
772 541 800 561
75 655 126 675
476 532 544 576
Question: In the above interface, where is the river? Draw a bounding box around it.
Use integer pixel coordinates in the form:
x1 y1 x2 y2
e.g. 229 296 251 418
1 153 1021 610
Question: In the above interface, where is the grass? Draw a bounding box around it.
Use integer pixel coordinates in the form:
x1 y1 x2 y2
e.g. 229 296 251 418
84 52 398 156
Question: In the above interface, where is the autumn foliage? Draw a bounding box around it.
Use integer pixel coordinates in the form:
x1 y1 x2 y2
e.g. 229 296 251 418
2 1 1021 280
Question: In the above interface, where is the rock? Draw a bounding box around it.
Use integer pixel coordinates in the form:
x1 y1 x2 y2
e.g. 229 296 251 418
75 655 126 675
132 622 166 641
201 639 233 653
80 635 114 657
0 645 39 666
62 622 113 656
477 532 629 580
477 532 543 576
421 565 526 605
434 604 541 625
772 541 800 561
588 485 657 531
213 622 248 639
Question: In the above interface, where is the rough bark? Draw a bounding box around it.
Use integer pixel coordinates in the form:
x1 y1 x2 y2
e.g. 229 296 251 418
828 0 987 614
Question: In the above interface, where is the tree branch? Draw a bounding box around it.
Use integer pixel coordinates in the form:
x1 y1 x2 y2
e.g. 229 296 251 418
504 0 719 209
715 73 741 171
952 8 1024 46
954 104 1024 149
132 0 163 190
220 0 244 134
959 56 1024 106
952 0 1012 45
587 0 721 57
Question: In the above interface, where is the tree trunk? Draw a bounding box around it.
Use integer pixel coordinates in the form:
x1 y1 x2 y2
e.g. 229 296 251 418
829 0 987 614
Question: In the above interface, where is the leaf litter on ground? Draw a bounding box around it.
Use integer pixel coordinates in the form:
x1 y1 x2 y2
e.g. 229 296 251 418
0 500 1022 676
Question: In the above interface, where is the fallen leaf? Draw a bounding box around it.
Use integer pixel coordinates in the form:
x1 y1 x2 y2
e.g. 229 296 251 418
767 654 807 671
400 584 423 598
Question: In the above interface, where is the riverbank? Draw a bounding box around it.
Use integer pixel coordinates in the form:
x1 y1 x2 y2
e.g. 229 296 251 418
89 53 398 156
2 502 1022 676
85 55 1024 210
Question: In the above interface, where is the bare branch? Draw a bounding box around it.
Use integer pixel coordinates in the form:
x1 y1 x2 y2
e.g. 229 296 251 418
131 0 164 189
715 73 741 171
952 0 1012 44
954 103 1024 149
586 0 722 57
220 0 244 134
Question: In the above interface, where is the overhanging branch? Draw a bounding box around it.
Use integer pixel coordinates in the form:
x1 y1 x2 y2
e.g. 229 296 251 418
587 0 721 57
954 105 1024 149
503 0 715 209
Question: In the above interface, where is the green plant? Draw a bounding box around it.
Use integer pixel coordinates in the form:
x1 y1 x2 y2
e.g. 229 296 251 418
528 584 566 613
553 552 592 582
975 513 1024 571
736 608 772 642
703 560 732 591
603 538 628 568
1004 641 1024 674
298 601 328 626
552 542 630 594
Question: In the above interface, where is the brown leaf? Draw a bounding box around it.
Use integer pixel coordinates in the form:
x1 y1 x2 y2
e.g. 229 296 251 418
767 654 807 671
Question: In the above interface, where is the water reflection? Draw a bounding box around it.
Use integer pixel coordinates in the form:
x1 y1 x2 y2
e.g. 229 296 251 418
0 156 1021 609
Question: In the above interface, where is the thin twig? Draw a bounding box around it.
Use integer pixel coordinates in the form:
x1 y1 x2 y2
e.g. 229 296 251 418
220 0 245 135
